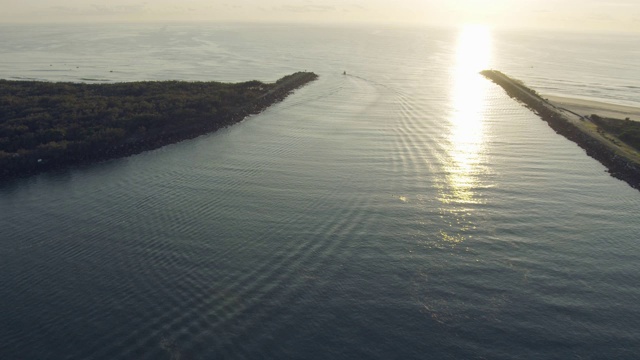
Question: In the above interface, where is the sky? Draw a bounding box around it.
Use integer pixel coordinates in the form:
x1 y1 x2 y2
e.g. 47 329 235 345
1 0 640 33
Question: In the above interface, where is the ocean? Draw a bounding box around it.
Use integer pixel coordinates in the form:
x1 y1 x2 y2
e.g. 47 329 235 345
1 23 639 359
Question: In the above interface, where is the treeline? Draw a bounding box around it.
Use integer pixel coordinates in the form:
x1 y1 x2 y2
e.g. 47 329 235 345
0 72 318 180
589 114 640 152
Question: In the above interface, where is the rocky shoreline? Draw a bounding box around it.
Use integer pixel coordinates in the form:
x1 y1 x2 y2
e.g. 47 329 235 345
481 70 640 191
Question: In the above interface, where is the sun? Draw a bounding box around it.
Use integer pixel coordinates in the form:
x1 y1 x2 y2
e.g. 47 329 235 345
455 25 492 74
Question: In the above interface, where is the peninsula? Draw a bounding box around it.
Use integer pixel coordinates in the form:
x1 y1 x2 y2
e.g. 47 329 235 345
0 72 318 181
481 70 640 191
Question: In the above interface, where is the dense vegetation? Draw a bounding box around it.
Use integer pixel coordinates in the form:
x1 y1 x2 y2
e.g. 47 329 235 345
589 114 640 152
0 72 317 180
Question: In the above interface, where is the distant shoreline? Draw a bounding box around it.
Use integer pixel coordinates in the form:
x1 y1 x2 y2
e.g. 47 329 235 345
0 72 318 181
481 70 640 191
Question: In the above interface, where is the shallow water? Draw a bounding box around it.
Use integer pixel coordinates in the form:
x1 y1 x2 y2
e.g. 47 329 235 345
1 24 639 359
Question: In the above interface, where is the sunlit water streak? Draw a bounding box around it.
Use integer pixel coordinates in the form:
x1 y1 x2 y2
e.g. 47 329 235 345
444 25 492 204
0 24 639 359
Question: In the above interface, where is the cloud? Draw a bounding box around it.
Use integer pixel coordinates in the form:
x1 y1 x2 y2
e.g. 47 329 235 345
48 4 147 17
90 4 147 15
587 12 616 22
276 4 337 13
49 6 80 14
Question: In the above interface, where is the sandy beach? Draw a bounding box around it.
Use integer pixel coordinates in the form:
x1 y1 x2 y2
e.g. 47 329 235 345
545 95 640 121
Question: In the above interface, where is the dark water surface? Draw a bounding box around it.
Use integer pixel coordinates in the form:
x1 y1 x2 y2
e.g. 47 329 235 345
1 24 639 359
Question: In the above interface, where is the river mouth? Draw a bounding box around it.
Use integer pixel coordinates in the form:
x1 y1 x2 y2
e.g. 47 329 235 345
1 24 640 360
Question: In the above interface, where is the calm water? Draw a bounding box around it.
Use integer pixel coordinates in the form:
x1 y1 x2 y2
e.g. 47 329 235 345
1 24 639 359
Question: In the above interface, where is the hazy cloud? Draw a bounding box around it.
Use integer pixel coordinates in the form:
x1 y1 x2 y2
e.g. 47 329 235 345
588 12 615 21
277 4 337 13
91 4 147 15
48 4 147 16
49 6 80 14
0 0 638 32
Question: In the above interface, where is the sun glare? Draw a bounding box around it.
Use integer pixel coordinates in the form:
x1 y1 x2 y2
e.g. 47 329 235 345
455 25 491 74
442 25 492 205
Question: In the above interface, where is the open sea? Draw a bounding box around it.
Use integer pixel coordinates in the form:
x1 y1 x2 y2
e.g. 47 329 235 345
1 23 639 359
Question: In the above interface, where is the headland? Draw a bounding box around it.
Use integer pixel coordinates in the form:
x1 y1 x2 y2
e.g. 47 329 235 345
481 70 640 191
0 71 318 181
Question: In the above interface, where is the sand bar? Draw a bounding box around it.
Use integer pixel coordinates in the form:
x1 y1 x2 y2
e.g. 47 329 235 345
545 95 640 121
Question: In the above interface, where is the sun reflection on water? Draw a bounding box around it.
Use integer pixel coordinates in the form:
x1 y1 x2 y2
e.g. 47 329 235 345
437 25 492 245
442 25 492 206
